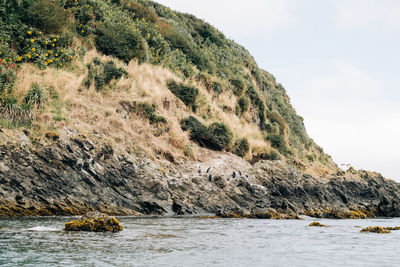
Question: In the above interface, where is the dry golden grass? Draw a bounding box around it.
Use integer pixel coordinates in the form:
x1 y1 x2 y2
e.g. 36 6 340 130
12 50 276 162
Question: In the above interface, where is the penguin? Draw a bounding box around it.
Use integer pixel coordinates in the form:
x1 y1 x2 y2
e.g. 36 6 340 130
245 175 249 178
208 174 213 182
232 171 236 179
197 168 201 174
206 167 211 173
238 170 242 176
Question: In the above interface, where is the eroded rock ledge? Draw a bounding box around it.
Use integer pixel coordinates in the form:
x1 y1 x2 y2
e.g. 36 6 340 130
1 132 400 218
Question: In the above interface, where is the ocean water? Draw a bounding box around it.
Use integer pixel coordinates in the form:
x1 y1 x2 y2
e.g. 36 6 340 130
1 216 399 266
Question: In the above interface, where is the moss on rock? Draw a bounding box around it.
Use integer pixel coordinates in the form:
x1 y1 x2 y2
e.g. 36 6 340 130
360 226 391 234
309 221 329 227
64 211 123 232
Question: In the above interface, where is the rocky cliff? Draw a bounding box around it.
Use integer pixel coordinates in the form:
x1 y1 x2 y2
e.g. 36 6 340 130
1 130 399 218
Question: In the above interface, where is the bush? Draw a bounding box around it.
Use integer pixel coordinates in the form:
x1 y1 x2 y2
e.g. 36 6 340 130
159 23 213 72
84 59 127 91
181 116 210 145
0 61 17 95
212 81 222 95
103 61 127 84
95 22 146 63
124 1 158 23
27 0 71 33
208 122 233 150
230 78 246 96
135 102 166 125
266 134 285 150
233 138 249 157
250 149 280 164
167 80 199 112
181 116 232 151
24 82 47 108
235 96 249 116
0 95 33 123
247 86 267 130
193 22 224 46
266 134 290 155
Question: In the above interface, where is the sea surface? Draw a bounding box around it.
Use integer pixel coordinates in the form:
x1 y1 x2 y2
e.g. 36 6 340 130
1 216 400 266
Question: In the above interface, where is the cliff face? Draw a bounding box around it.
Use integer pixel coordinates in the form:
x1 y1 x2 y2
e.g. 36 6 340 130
1 130 399 218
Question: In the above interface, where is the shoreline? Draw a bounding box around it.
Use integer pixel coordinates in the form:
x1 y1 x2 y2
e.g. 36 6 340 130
1 132 400 219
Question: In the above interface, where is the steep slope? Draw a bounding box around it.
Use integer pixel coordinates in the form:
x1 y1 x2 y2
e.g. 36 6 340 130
0 0 335 175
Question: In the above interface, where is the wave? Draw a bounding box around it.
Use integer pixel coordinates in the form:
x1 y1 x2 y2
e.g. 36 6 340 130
25 226 59 231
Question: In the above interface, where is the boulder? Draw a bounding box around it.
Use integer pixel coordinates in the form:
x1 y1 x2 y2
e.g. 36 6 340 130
64 211 123 232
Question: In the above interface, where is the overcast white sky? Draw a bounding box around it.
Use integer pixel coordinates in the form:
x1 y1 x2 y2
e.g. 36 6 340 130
156 0 400 180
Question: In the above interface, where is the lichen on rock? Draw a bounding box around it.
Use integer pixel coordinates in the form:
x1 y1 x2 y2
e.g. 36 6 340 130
360 226 391 234
309 221 329 227
64 211 123 232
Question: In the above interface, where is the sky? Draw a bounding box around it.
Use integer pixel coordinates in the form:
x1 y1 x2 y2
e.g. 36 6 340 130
156 0 400 180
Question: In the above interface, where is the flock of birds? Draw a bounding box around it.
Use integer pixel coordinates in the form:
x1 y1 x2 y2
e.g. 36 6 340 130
197 167 248 182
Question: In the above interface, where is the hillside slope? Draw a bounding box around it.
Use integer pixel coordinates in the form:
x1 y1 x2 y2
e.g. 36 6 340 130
0 0 335 175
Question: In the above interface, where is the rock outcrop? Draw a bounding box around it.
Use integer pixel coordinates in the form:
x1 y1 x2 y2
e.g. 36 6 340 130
64 211 123 232
1 131 400 218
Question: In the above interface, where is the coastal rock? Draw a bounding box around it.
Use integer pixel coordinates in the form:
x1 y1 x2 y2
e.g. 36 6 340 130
2 133 400 219
64 211 123 232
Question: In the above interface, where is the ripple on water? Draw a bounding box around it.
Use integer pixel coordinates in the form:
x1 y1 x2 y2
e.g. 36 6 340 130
1 217 400 266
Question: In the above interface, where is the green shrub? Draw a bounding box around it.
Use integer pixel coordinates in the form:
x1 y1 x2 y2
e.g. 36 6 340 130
0 61 17 95
306 154 316 162
250 149 280 164
124 1 158 23
235 96 249 116
95 22 146 63
135 102 166 125
181 116 232 151
167 80 199 112
24 82 47 108
103 61 127 84
212 81 222 95
208 122 233 150
181 116 210 145
193 21 224 46
159 22 213 72
27 0 71 33
0 95 33 123
233 138 249 157
266 134 290 155
266 134 285 149
230 78 246 96
247 86 267 130
84 59 127 91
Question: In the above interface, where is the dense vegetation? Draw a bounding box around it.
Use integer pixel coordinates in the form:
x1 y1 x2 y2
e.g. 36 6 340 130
0 0 333 167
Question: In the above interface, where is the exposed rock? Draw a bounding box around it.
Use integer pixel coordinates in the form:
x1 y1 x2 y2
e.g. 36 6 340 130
360 226 391 234
64 211 123 232
1 132 400 219
309 221 329 227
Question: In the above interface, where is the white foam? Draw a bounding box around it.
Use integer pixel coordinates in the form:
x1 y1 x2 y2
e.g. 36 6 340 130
25 226 59 231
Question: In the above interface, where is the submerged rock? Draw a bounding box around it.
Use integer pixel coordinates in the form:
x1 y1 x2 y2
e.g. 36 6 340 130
308 221 329 227
360 226 391 234
64 211 123 232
